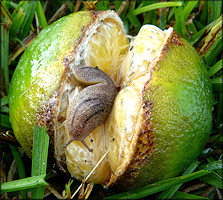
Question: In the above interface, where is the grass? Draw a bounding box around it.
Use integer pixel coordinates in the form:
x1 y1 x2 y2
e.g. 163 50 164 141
1 125 49 199
1 0 222 199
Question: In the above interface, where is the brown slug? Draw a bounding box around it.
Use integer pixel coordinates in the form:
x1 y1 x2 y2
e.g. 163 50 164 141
65 66 117 152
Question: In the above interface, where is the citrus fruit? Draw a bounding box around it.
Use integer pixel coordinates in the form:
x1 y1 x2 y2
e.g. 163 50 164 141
9 11 213 190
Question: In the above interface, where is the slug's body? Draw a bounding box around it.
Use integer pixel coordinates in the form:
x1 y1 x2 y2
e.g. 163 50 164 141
65 66 116 152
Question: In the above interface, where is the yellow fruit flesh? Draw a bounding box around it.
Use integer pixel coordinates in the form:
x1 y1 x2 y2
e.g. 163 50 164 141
119 25 171 86
86 19 129 86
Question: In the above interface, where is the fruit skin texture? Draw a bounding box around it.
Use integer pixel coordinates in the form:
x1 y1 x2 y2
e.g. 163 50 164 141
9 11 92 158
114 31 213 190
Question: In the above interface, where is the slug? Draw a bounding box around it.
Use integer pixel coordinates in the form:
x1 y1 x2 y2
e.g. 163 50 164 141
65 66 117 152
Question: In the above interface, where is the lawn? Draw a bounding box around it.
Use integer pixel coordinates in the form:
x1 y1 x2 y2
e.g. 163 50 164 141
1 1 222 199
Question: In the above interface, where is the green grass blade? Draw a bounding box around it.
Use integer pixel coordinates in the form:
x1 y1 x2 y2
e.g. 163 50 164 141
36 1 47 29
209 134 223 145
208 59 222 77
1 1 17 10
205 35 222 65
199 171 223 189
159 9 167 29
172 191 209 199
1 96 9 106
216 93 222 127
198 1 208 25
1 23 9 94
211 76 223 91
173 6 180 34
134 2 183 15
207 1 222 24
0 175 48 193
31 125 49 176
10 145 26 179
190 24 206 44
1 114 11 129
31 125 49 199
0 2 13 25
114 1 123 12
204 25 222 65
158 160 200 199
167 6 175 22
183 1 198 20
1 107 9 113
105 170 211 199
187 21 197 35
179 6 187 38
190 16 221 45
95 1 110 10
127 3 141 32
9 1 27 39
9 1 37 41
11 1 26 18
206 156 217 163
13 37 26 49
198 160 223 171
10 145 27 199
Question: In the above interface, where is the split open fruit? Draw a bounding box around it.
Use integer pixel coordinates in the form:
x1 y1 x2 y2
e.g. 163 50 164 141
9 10 213 190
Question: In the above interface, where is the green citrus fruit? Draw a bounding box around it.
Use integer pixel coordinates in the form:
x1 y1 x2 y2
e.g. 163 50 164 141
9 11 213 190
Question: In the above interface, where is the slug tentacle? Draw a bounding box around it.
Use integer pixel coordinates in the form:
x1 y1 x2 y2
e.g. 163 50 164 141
65 66 116 152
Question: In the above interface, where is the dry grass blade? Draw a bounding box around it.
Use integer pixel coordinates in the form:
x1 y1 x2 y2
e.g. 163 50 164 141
48 1 71 25
74 0 82 13
216 187 223 199
78 182 94 199
35 13 40 34
71 150 109 199
0 131 19 146
0 2 13 25
201 185 216 197
83 0 99 11
197 16 222 56
45 185 63 199
19 78 41 97
7 160 17 182
117 1 128 16
43 0 50 14
182 182 208 193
